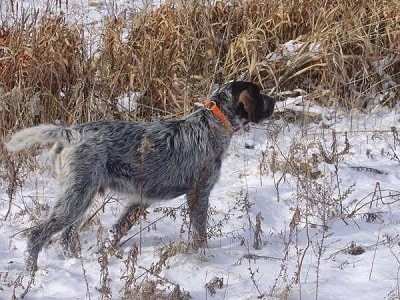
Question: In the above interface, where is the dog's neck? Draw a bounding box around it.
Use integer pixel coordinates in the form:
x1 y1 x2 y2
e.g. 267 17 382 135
203 100 234 133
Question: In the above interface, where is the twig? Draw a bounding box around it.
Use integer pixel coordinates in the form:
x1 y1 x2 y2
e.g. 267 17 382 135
369 225 382 280
79 254 92 300
233 253 280 266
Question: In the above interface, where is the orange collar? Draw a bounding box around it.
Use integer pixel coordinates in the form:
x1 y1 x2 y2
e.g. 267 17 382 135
204 100 235 133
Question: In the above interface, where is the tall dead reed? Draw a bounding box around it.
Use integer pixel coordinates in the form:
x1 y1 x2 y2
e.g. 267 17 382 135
0 0 399 183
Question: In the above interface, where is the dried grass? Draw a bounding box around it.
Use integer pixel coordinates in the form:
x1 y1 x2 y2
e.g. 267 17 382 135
1 0 398 127
0 14 90 130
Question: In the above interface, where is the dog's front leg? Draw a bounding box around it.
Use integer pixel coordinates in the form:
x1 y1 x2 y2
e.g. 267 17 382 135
186 188 210 249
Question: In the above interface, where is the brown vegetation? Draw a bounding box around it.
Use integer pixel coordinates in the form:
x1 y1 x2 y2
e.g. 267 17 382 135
1 0 399 134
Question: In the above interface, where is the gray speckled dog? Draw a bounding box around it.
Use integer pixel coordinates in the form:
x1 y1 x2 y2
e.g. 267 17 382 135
5 81 274 271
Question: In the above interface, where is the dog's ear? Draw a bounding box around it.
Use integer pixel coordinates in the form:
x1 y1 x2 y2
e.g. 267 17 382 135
237 89 255 122
231 81 260 122
229 81 274 123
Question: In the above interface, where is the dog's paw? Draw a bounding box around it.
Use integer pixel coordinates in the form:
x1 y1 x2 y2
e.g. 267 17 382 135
61 246 81 259
102 231 124 259
190 234 208 251
60 237 81 259
197 247 214 262
106 228 117 244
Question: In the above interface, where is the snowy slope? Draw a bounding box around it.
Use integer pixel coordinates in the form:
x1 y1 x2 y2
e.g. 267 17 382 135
1 101 400 299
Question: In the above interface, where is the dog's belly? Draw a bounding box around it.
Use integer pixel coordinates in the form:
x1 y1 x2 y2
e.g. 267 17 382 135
105 158 196 202
107 180 188 202
146 185 187 199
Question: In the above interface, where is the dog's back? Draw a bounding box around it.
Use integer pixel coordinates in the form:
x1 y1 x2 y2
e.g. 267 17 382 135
69 118 229 200
6 117 229 201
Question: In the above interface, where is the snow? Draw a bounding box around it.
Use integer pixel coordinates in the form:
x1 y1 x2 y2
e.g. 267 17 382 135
1 99 400 299
265 40 321 62
1 1 400 299
117 92 141 113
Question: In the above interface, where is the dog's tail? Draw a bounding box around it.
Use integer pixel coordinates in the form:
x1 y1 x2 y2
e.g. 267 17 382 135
5 124 81 152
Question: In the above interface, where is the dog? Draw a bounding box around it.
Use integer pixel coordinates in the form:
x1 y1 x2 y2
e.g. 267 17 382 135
5 81 275 271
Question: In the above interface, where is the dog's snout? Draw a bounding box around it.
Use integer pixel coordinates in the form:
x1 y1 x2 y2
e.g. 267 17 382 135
262 94 275 118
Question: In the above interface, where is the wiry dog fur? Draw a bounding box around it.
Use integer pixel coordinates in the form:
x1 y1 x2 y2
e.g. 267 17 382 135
5 81 275 271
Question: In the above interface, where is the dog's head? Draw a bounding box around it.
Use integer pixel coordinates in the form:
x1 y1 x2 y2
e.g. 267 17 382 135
209 81 275 131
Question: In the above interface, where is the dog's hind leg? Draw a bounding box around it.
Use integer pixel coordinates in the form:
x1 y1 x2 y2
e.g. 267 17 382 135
60 185 108 258
26 157 104 271
60 217 84 258
106 203 148 250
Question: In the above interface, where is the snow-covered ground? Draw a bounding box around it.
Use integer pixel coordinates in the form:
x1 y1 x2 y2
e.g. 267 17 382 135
1 99 400 299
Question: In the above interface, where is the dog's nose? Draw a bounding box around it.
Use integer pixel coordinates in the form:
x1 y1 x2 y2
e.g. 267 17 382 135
262 94 275 118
